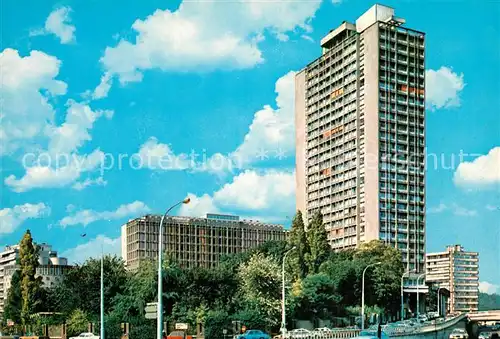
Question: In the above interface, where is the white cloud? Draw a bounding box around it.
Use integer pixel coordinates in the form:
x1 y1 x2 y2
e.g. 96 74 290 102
0 203 51 234
486 205 498 211
91 72 112 99
427 203 477 217
47 100 113 155
180 170 295 218
454 147 500 188
72 176 107 191
0 48 67 155
427 203 447 214
61 235 121 264
43 7 76 44
452 204 477 217
4 149 105 192
479 281 499 295
426 67 465 110
136 137 191 170
60 201 150 227
100 1 320 83
231 71 295 165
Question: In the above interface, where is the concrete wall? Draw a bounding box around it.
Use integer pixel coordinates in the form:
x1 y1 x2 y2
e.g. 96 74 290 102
295 70 307 221
360 23 380 242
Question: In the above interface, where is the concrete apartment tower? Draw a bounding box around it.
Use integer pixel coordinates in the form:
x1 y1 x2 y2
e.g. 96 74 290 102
426 245 479 313
295 4 426 272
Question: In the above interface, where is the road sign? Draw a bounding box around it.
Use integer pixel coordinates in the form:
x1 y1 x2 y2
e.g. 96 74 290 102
175 323 188 330
145 302 158 319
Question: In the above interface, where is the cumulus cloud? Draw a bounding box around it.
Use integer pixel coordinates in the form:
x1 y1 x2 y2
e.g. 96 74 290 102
4 150 105 192
72 176 107 191
454 147 500 188
60 201 150 227
179 170 295 219
31 7 76 44
0 203 51 234
47 100 113 155
231 71 296 165
100 0 320 83
91 72 112 99
0 48 67 155
479 281 499 295
427 203 447 214
137 71 296 173
61 235 121 264
426 67 465 110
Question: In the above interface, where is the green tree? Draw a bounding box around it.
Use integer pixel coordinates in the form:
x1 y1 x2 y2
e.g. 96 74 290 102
292 273 342 321
288 211 309 278
4 270 22 324
237 253 281 329
479 292 500 311
305 211 330 274
53 255 127 320
19 230 42 325
66 309 89 337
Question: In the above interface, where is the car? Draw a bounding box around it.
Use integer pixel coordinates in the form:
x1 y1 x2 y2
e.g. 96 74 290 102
237 329 271 339
449 328 468 339
352 330 389 339
288 328 311 338
478 332 491 339
69 333 100 339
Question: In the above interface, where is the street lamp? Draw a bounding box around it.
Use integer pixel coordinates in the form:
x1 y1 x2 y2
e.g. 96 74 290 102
101 245 104 339
280 246 296 337
401 269 416 321
361 262 381 330
157 198 190 339
416 273 426 320
437 287 443 316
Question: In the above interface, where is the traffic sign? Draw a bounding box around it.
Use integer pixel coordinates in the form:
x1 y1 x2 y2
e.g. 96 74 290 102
175 323 188 330
145 302 158 319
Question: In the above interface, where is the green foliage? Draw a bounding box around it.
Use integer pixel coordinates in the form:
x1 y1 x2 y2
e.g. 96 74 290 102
288 211 309 278
19 230 42 325
52 255 127 320
238 253 281 327
305 211 330 274
204 310 230 339
4 269 22 324
292 273 341 320
66 309 89 337
479 292 500 311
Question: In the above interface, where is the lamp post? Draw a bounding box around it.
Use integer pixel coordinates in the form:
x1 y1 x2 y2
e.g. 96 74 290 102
280 246 296 337
401 269 416 321
437 287 443 316
361 262 381 330
416 273 426 320
157 198 191 339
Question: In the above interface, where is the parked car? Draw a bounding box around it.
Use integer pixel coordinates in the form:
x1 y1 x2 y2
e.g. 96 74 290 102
478 332 491 339
69 333 100 339
237 329 271 339
288 328 311 338
314 327 333 334
449 328 468 339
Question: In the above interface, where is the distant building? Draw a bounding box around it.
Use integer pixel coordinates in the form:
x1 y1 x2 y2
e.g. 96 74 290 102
295 4 426 272
426 245 479 313
0 243 71 319
121 213 287 271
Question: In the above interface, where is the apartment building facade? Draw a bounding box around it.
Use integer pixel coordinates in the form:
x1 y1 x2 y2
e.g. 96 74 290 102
295 4 426 272
0 243 71 319
426 245 479 313
121 213 287 271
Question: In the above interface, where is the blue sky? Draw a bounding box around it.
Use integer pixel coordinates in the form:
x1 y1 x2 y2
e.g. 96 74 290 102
1 0 499 292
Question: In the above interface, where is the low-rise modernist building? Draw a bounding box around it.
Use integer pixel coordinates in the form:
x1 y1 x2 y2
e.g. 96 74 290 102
426 245 479 313
0 243 71 319
121 213 287 271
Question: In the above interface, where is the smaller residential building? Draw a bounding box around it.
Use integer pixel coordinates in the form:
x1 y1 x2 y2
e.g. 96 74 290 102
426 244 479 313
121 213 288 271
0 243 71 319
